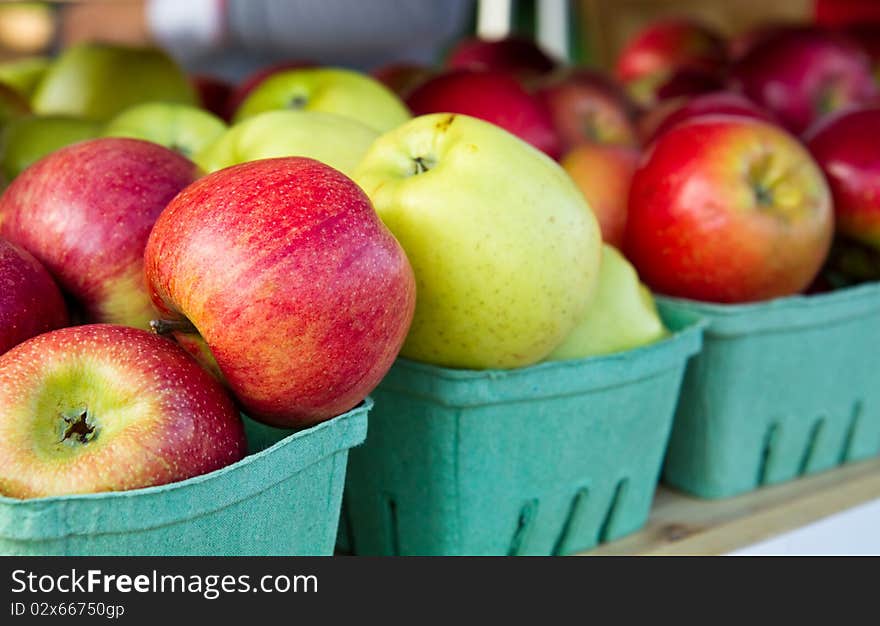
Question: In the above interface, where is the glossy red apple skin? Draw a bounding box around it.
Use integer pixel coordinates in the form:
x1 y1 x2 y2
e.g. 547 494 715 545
644 91 775 143
406 69 562 159
145 157 416 428
535 68 640 153
845 25 880 83
192 74 234 120
616 19 728 90
561 144 639 248
446 36 557 82
0 238 68 355
0 138 200 329
371 63 434 100
225 60 315 119
805 107 880 250
0 324 245 499
730 30 878 135
625 116 833 303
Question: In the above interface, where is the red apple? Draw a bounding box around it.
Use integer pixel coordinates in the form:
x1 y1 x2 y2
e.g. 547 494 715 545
406 69 562 158
371 63 433 100
652 66 726 101
625 115 833 303
446 36 557 83
730 29 878 135
644 90 775 143
0 324 245 499
225 59 315 119
535 68 640 153
0 238 68 355
729 23 809 61
144 157 416 428
805 107 880 250
192 74 234 120
615 19 728 104
0 138 200 329
844 25 880 83
561 144 639 248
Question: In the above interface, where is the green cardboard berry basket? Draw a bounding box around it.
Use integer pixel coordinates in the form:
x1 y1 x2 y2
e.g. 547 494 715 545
659 282 880 499
0 400 370 556
341 313 703 556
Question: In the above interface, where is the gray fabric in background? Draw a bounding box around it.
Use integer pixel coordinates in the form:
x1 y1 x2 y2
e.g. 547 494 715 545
179 0 473 81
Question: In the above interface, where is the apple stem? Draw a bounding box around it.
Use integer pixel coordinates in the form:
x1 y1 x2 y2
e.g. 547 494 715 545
150 318 197 336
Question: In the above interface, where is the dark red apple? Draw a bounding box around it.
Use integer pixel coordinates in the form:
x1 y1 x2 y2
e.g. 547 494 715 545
730 29 878 134
0 324 245 498
192 74 234 120
0 138 200 329
805 107 880 250
0 238 68 355
729 23 809 61
625 115 833 303
644 90 775 143
844 25 880 83
615 19 728 105
406 69 562 158
446 36 557 82
652 66 726 101
535 68 640 152
371 63 433 100
225 59 315 119
144 157 416 428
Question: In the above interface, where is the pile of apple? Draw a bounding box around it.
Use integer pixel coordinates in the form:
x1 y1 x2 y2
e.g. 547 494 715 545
4 15 880 504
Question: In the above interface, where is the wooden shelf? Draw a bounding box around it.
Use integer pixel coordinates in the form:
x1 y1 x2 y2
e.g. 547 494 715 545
582 457 880 556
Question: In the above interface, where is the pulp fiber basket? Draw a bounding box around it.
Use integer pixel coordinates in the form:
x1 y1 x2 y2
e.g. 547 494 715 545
659 283 880 499
342 313 703 556
0 401 370 556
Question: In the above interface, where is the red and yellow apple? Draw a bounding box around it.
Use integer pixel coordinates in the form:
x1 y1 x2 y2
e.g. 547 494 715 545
625 116 833 303
0 324 245 499
0 238 68 355
0 138 200 329
144 157 416 428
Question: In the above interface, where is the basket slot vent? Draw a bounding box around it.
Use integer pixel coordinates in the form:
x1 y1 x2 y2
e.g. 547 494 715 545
839 401 864 463
798 418 826 475
552 487 590 556
507 499 539 556
598 478 629 544
756 423 779 486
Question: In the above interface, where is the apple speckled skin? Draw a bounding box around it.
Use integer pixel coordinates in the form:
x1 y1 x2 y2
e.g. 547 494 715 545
145 157 416 428
0 138 200 329
625 116 832 303
0 239 68 355
0 324 245 499
354 113 602 370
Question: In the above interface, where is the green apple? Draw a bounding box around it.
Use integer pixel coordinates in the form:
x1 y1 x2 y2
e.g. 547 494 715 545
234 67 410 133
32 43 196 121
0 115 102 185
196 110 377 175
354 113 602 369
0 56 49 99
103 102 226 159
547 244 668 360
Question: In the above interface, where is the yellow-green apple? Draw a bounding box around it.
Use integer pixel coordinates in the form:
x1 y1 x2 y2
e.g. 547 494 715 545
446 36 558 83
0 56 49 99
615 19 728 105
0 138 200 328
195 110 377 176
0 238 68 355
642 90 775 144
144 157 415 428
233 67 409 133
225 60 314 120
730 29 878 134
31 43 197 122
0 324 245 499
371 63 434 99
561 143 639 248
625 116 833 303
0 115 102 185
806 107 880 251
535 68 640 153
406 70 562 159
547 244 667 360
354 113 601 369
102 102 227 159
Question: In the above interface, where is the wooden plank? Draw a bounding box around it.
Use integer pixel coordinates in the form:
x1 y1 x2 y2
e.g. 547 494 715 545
582 457 880 556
